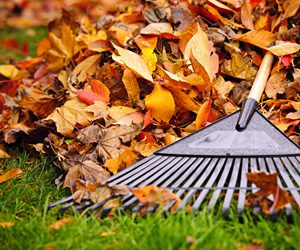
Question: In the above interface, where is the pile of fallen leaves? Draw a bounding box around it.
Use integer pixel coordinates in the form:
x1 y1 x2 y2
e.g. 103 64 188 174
0 0 299 214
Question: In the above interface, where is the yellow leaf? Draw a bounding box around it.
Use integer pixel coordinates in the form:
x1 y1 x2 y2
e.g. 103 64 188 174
72 54 101 82
184 24 219 82
0 222 14 228
0 65 19 79
267 42 300 56
122 69 140 105
234 30 276 49
112 42 153 83
212 76 235 99
283 0 300 19
145 84 175 123
48 218 75 230
141 49 157 74
46 98 92 137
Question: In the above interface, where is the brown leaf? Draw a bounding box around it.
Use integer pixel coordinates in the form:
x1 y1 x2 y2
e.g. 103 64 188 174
46 98 92 137
246 172 297 214
19 88 57 118
0 168 23 184
267 42 300 56
64 160 110 190
265 72 287 99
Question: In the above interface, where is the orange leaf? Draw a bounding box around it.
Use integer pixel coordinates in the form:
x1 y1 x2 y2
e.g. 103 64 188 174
78 80 110 105
90 80 110 102
48 217 75 230
145 84 175 123
196 99 213 129
234 30 276 49
0 169 23 184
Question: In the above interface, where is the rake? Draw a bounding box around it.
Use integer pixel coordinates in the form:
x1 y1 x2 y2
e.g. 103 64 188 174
49 52 300 218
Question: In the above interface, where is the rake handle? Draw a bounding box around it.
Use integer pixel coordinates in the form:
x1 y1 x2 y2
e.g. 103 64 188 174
236 52 274 131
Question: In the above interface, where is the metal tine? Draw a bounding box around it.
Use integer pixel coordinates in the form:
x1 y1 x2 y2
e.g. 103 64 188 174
237 158 248 214
207 158 234 211
48 196 73 209
130 157 208 212
77 201 93 211
222 158 241 215
108 155 166 186
264 157 292 216
283 157 300 185
128 157 196 213
107 155 157 184
272 158 300 207
59 201 76 214
116 156 177 186
178 158 219 209
250 158 261 214
124 157 188 209
192 158 227 210
88 195 118 212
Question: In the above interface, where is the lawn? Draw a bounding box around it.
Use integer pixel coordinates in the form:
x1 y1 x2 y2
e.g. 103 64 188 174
0 153 300 250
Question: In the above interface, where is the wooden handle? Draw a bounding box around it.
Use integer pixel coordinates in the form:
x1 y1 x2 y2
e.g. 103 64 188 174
248 52 274 102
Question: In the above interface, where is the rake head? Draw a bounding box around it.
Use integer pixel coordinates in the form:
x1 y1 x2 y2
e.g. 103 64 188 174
48 111 300 219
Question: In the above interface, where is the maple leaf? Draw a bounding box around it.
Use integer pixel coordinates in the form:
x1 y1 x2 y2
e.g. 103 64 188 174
64 160 110 191
45 98 93 137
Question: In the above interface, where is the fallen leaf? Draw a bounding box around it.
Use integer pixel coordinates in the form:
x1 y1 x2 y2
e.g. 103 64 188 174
0 144 10 158
0 65 19 79
77 80 110 105
46 98 92 137
48 218 75 230
265 72 287 99
0 222 14 228
112 42 153 83
145 84 175 123
183 24 219 82
196 99 217 129
131 185 181 213
0 168 23 184
247 172 297 214
234 30 276 49
71 54 101 82
122 69 140 105
267 42 300 56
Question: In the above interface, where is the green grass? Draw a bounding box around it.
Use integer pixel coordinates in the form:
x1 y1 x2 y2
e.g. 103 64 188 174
0 26 48 63
0 153 300 250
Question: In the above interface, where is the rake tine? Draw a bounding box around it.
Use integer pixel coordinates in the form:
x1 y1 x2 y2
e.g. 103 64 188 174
250 158 261 214
272 158 300 207
131 203 145 214
108 156 169 186
76 201 93 211
107 155 160 185
147 204 159 214
59 201 76 215
237 158 248 214
192 158 226 211
124 156 182 187
222 158 241 216
178 158 219 209
48 196 73 209
208 158 233 211
88 195 118 212
265 157 293 217
101 206 113 218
